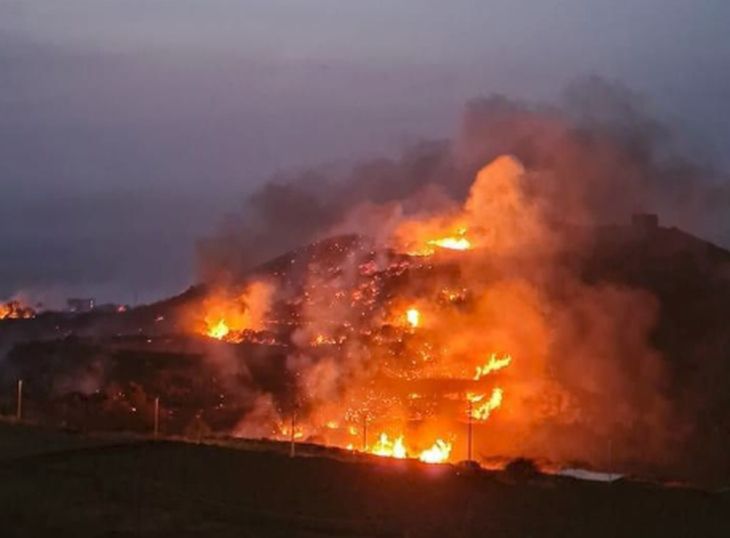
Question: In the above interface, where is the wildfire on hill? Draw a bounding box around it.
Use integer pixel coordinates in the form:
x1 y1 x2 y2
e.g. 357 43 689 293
183 155 671 471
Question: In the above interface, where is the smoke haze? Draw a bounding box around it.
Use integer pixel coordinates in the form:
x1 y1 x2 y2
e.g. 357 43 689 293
2 1 730 303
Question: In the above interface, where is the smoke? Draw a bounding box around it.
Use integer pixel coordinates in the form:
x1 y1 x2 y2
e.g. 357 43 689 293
456 76 730 240
200 77 728 279
193 77 729 475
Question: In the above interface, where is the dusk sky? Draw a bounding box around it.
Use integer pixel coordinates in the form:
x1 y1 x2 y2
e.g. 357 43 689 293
2 0 729 305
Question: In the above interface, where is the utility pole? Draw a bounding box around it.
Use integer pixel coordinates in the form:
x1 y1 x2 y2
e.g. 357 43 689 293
16 379 23 421
289 412 296 458
608 438 613 481
362 415 368 451
153 397 160 438
467 399 473 462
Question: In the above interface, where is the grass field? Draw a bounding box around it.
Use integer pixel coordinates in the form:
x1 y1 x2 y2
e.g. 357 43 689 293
0 421 728 537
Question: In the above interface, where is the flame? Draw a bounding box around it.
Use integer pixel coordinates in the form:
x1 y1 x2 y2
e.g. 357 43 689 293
207 318 230 340
399 222 473 256
427 236 471 251
469 387 504 421
418 439 452 464
405 308 421 328
369 433 452 464
474 354 512 380
197 280 274 342
0 300 35 320
197 157 565 469
371 433 407 459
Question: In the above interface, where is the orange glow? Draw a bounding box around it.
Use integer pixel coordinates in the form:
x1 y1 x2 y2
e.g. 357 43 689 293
368 433 453 464
427 236 471 251
469 388 504 421
206 318 230 340
403 225 473 256
418 439 452 464
204 155 660 473
0 300 35 320
371 433 407 459
196 280 274 343
406 308 421 328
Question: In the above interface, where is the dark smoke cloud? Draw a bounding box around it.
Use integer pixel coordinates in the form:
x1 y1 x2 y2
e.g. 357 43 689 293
200 77 730 279
198 140 457 281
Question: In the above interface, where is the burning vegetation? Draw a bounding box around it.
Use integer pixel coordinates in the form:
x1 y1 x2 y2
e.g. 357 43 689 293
0 300 35 320
179 155 672 471
3 80 729 484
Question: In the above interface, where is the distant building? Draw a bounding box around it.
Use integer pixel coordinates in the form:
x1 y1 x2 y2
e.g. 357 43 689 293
95 303 128 313
67 298 95 313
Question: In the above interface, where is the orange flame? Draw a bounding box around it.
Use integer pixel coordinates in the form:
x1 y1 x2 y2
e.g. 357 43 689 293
198 280 273 342
371 433 407 459
405 308 421 328
427 236 471 251
468 388 504 421
0 300 35 320
207 319 231 340
474 353 512 380
418 439 452 464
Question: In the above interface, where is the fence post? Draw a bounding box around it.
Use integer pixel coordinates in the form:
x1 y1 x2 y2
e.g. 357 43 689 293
153 397 159 438
16 379 23 421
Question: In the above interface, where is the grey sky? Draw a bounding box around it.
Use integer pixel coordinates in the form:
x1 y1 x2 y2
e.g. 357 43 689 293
1 0 729 304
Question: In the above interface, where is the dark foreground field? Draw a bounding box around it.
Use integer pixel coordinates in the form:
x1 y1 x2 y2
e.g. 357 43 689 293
0 422 728 537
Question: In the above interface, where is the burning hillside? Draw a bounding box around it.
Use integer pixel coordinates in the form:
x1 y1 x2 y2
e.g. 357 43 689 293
1 82 729 484
176 156 674 471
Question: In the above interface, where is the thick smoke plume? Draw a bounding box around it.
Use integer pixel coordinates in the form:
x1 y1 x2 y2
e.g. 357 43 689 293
199 76 728 279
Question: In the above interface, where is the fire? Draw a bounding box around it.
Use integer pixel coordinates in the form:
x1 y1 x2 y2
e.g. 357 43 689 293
207 318 230 340
474 353 512 380
418 439 452 464
405 308 421 328
369 433 452 464
0 300 35 320
427 236 471 251
468 388 504 421
196 280 274 342
397 221 474 256
371 433 407 459
201 157 557 469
